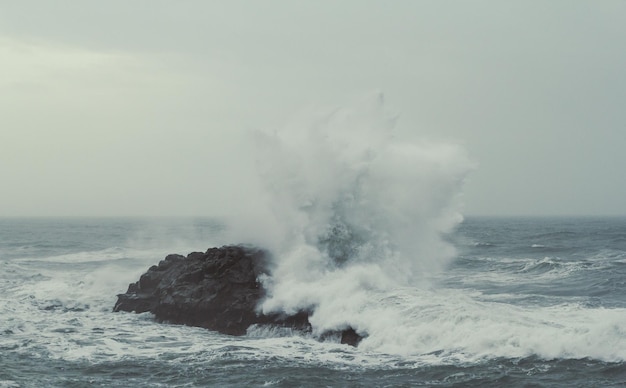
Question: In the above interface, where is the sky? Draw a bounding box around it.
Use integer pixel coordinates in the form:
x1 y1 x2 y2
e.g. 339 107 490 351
1 1 625 217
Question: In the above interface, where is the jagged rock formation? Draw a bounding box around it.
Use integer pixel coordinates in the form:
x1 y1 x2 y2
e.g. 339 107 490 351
114 245 363 346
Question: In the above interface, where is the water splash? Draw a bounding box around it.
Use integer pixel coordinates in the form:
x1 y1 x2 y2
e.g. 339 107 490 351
225 92 473 335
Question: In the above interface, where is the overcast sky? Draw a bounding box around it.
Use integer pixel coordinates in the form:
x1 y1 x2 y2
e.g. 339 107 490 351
1 1 625 217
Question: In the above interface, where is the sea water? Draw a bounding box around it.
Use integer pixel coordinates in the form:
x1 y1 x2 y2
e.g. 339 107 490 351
1 216 625 387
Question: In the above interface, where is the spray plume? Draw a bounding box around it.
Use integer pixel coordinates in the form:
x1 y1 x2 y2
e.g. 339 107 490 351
226 92 472 335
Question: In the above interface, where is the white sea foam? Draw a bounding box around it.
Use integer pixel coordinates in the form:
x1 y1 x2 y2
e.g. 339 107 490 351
12 247 129 264
3 250 626 366
354 287 626 363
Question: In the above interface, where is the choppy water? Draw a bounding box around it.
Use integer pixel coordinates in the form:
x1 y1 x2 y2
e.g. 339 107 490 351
1 216 626 387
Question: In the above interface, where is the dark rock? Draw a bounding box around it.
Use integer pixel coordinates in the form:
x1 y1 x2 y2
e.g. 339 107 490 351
114 245 365 345
340 327 363 346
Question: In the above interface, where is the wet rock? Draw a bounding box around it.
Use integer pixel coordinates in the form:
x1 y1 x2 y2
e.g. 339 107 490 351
114 245 364 345
340 327 364 347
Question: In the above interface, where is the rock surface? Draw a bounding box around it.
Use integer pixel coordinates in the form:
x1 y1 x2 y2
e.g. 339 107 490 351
114 245 363 345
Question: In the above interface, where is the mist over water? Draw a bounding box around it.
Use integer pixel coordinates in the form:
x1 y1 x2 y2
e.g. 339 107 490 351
224 93 473 337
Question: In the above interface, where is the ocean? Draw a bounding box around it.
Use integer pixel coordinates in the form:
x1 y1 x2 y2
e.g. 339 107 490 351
1 216 625 387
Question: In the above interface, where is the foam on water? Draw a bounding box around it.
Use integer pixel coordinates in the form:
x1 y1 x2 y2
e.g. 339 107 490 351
2 243 626 368
353 287 626 363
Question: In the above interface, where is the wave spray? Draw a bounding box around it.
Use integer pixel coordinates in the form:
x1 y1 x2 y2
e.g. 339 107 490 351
227 93 472 340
